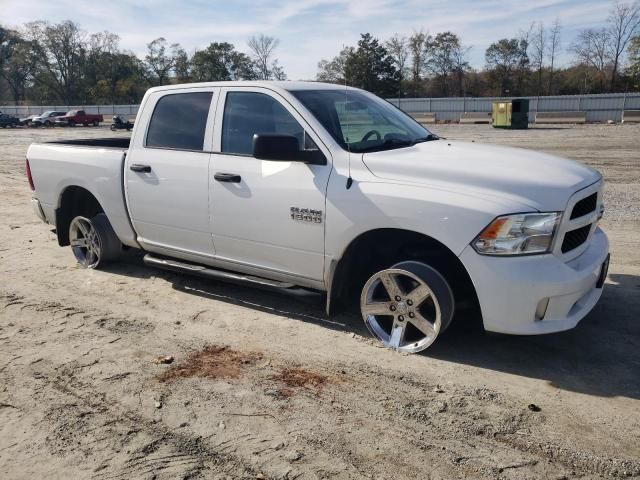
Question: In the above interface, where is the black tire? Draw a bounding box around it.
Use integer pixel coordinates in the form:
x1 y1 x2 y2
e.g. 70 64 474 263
68 120 76 127
91 213 122 263
360 259 455 353
93 120 99 127
392 260 455 333
110 124 116 131
69 213 122 269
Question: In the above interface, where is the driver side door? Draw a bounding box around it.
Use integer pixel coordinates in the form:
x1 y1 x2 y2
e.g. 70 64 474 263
209 87 333 286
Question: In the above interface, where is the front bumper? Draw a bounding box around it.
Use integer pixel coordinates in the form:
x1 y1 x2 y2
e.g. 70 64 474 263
460 227 609 335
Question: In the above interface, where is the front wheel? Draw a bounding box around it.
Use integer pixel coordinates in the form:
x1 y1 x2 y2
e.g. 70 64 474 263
360 260 454 353
110 124 116 131
93 120 99 127
69 214 122 269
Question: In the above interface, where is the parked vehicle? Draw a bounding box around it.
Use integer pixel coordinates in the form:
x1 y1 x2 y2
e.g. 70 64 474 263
110 115 133 131
0 112 20 128
31 111 67 127
55 110 103 127
19 114 39 127
26 81 610 353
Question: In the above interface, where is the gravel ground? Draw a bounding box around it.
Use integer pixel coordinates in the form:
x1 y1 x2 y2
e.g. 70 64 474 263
0 124 639 480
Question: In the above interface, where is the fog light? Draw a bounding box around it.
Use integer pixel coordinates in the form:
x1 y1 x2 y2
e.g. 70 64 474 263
535 298 549 321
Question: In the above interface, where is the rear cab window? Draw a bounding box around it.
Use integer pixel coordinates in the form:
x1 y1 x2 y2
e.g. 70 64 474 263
146 92 213 151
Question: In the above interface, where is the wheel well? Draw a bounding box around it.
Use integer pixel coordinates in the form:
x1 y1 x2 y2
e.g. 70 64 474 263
55 187 104 246
328 229 481 326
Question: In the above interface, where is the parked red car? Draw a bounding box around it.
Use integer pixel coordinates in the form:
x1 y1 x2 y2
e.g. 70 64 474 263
55 110 103 127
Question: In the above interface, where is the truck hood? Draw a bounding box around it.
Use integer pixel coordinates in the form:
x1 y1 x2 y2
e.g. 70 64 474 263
362 140 601 212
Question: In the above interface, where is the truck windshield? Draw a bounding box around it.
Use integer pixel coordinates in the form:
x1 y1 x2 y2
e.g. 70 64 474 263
291 89 436 153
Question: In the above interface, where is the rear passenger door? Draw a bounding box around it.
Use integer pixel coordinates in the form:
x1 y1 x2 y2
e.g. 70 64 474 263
125 87 218 258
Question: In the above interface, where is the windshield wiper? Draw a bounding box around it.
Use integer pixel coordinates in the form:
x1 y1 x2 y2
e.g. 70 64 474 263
412 133 439 144
351 134 439 153
354 138 414 153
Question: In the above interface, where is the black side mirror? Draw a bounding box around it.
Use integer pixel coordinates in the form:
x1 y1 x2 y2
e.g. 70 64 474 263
252 134 326 165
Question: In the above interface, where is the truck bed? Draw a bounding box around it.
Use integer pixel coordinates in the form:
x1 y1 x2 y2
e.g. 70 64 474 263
27 140 137 247
45 138 131 149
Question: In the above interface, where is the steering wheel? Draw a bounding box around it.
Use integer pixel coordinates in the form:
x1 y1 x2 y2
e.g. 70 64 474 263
361 130 382 142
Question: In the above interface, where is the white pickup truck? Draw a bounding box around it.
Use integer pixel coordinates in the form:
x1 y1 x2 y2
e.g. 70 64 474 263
27 81 610 353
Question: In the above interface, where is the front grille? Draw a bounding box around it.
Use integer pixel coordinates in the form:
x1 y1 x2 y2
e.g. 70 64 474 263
561 224 591 253
570 192 597 219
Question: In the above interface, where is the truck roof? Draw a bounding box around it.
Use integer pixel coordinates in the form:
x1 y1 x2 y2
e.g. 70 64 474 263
146 81 359 95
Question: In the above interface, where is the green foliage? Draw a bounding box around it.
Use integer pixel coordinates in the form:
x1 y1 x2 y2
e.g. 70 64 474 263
317 34 400 97
628 35 640 82
191 42 257 81
0 21 283 104
485 38 529 95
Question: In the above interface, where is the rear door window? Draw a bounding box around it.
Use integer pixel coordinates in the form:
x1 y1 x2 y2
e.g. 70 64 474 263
147 92 213 151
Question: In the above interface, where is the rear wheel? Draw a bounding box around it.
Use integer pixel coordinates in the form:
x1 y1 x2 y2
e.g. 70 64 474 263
93 120 99 127
68 120 76 127
360 260 454 353
69 214 121 269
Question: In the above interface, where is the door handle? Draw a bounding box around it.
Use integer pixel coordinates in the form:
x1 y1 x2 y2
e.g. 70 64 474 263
214 172 241 183
130 164 151 173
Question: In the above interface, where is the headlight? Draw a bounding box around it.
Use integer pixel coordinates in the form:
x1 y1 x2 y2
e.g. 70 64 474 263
473 212 561 256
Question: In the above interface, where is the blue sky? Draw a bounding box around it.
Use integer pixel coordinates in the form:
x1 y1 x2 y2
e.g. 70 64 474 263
0 0 612 79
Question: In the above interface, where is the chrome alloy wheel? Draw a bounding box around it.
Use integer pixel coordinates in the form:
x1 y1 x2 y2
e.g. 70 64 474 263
361 266 445 353
69 216 102 268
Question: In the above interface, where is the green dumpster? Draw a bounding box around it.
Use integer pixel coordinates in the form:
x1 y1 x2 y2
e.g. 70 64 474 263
492 99 529 129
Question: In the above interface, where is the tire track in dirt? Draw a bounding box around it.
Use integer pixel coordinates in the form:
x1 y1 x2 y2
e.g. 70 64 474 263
2 286 640 479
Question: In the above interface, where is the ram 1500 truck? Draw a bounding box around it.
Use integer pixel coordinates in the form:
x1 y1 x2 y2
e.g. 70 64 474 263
26 81 610 353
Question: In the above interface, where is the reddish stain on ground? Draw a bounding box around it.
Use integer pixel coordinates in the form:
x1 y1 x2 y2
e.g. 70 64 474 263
158 345 262 382
270 368 329 393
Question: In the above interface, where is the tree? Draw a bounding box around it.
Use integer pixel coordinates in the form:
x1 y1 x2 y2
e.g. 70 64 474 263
144 37 182 86
247 34 283 80
191 42 256 81
628 35 640 81
408 29 430 81
608 0 640 89
531 23 547 95
485 38 528 95
317 47 353 83
24 20 87 103
514 24 534 94
425 32 470 96
0 27 33 103
386 34 409 95
173 47 191 82
344 33 399 97
548 18 562 94
572 28 612 92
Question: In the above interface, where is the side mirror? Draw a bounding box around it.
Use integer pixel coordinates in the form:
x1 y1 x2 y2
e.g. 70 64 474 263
252 134 326 165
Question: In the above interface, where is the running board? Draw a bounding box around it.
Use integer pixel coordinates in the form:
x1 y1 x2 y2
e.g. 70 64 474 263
143 254 320 298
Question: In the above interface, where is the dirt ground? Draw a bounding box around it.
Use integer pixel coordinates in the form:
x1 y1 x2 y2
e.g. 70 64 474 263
0 124 639 480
